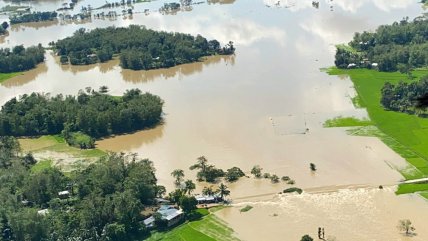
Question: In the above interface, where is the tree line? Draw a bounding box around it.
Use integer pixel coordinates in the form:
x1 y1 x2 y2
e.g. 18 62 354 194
335 16 428 72
10 11 58 25
53 25 235 70
0 137 164 240
381 75 428 115
0 88 164 148
0 45 45 73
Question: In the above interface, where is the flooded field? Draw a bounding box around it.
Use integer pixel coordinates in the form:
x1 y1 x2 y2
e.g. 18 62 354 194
0 0 427 240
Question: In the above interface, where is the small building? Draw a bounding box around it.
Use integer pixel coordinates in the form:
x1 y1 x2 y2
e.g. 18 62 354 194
143 205 183 228
58 190 70 199
154 198 170 204
347 63 357 69
194 194 221 204
37 209 49 216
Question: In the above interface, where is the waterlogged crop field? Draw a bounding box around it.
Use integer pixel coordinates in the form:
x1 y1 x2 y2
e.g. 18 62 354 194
328 68 428 197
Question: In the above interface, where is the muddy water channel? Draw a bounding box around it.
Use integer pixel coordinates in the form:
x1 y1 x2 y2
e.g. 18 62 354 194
0 0 427 239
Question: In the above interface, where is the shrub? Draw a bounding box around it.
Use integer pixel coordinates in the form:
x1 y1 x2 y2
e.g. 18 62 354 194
65 132 95 149
283 187 303 194
225 167 245 182
240 205 253 212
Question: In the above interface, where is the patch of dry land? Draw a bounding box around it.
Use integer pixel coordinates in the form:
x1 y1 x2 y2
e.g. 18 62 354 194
19 135 106 172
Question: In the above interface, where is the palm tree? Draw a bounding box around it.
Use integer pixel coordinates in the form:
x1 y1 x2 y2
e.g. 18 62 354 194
171 169 185 187
184 179 196 195
189 156 208 174
202 186 215 196
217 183 230 200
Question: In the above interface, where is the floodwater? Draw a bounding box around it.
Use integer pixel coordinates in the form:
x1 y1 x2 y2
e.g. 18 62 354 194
0 0 427 240
216 187 428 241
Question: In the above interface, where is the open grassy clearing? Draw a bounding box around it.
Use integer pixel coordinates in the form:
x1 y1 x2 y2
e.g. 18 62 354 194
30 159 53 173
327 68 428 197
146 210 238 241
19 135 106 171
0 72 21 83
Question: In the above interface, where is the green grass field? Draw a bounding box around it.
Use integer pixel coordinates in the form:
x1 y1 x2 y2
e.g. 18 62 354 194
0 72 21 83
396 183 428 195
31 159 53 173
19 135 106 172
327 68 428 197
146 211 239 241
324 116 373 128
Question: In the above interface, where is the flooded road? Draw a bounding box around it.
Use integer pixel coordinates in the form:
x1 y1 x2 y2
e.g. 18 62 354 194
0 0 427 239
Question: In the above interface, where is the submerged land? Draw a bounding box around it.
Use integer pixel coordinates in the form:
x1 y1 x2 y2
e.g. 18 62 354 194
1 0 428 240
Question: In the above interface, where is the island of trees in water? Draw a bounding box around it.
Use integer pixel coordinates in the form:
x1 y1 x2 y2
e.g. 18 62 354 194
0 88 163 148
0 21 9 35
10 11 58 25
0 45 45 73
335 16 428 72
53 25 235 70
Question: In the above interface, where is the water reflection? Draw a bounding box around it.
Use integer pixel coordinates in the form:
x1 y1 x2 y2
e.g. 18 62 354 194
57 56 118 74
207 0 236 5
10 20 59 31
264 0 416 13
97 124 165 151
0 32 8 44
120 55 235 83
55 53 235 82
1 61 48 87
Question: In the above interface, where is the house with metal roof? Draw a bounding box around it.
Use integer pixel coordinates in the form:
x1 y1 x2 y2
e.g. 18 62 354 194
143 205 183 228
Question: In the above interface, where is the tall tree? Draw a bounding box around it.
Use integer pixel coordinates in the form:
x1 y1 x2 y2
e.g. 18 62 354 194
217 183 230 200
171 169 185 187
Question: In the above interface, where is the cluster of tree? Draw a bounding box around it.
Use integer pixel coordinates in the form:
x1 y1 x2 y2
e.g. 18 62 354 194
335 16 428 72
159 2 181 13
0 21 9 35
380 75 428 115
0 88 164 148
53 25 235 70
0 45 45 73
63 131 95 149
188 156 245 183
0 137 165 240
170 169 231 199
250 165 295 184
10 11 58 25
168 170 230 225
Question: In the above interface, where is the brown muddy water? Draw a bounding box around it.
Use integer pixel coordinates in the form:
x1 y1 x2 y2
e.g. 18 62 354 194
0 0 427 240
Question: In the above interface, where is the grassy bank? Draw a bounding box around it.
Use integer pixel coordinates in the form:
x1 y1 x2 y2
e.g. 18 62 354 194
0 72 21 83
19 135 106 172
146 209 238 241
327 68 428 197
323 116 373 128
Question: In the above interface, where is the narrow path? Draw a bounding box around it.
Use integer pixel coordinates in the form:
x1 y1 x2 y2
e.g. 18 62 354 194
401 177 428 184
231 178 428 201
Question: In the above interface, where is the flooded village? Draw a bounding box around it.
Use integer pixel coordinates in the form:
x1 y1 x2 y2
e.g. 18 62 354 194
0 0 428 240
